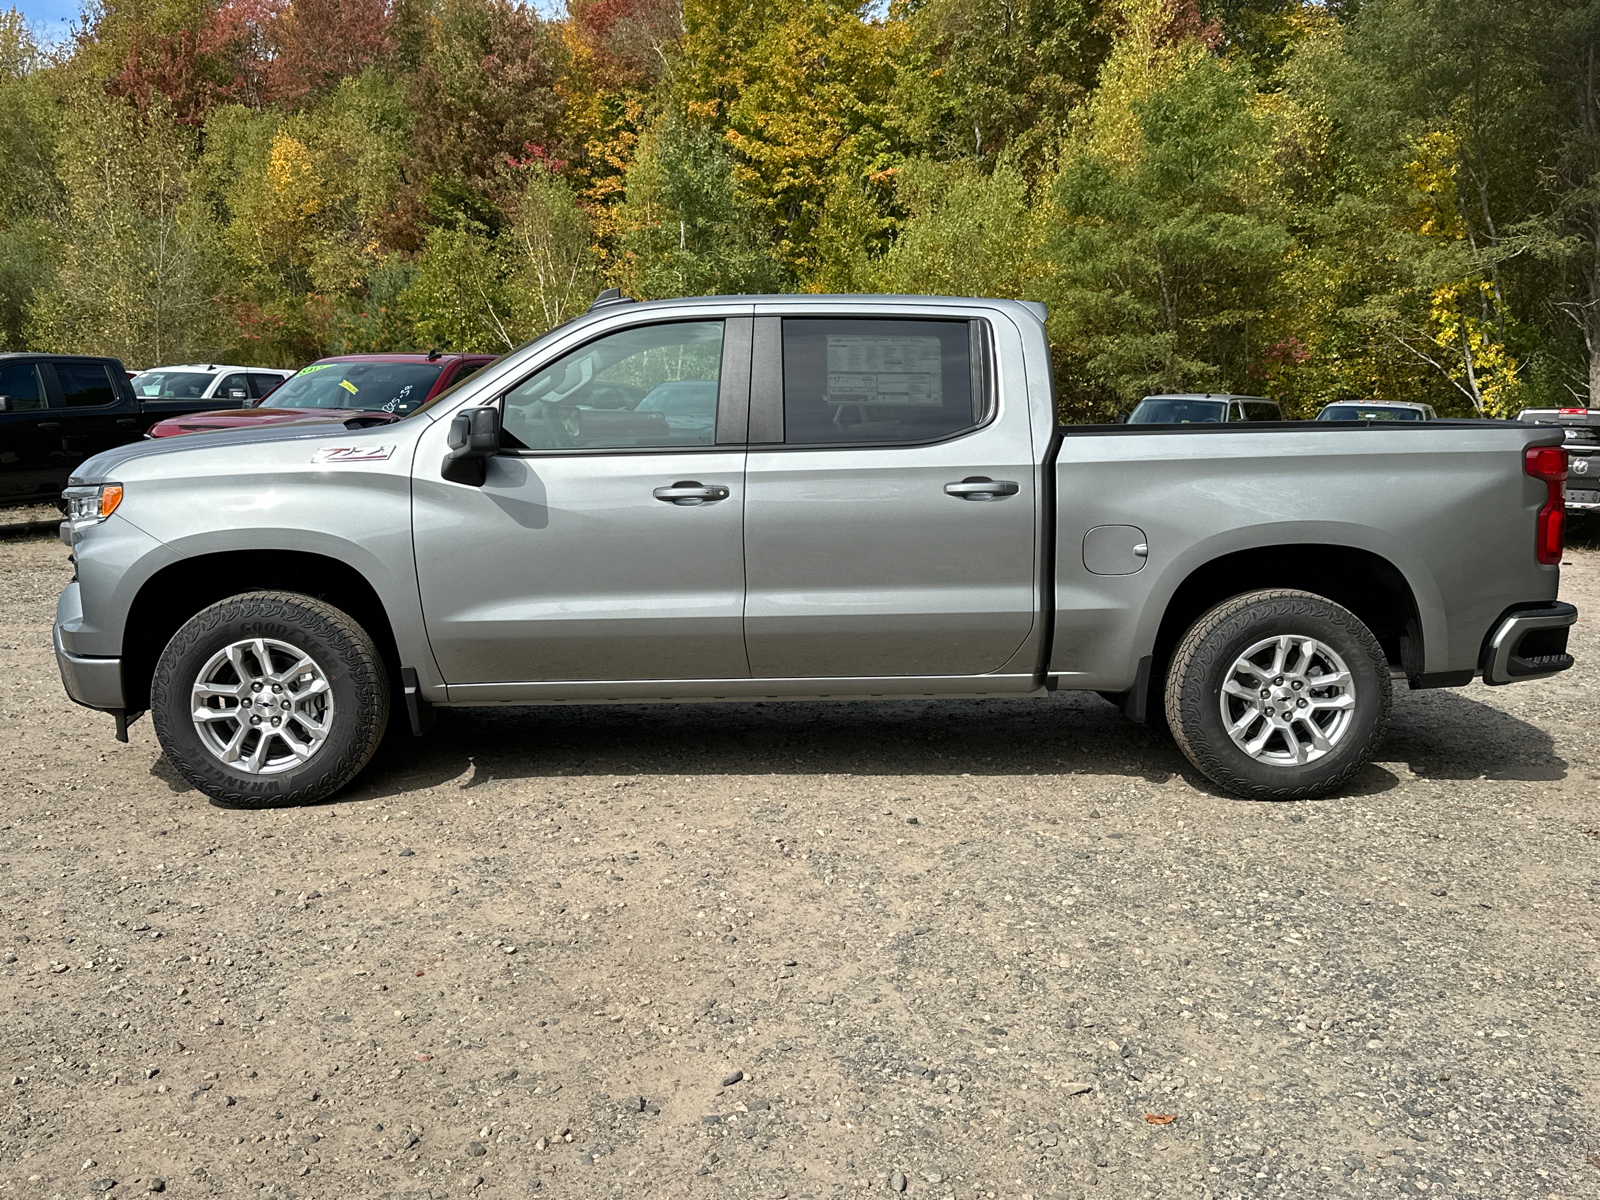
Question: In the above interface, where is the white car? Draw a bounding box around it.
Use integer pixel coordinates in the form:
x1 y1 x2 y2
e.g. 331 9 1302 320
130 364 294 408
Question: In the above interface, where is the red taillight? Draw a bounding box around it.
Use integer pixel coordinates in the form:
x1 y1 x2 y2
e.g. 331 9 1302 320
1525 445 1568 565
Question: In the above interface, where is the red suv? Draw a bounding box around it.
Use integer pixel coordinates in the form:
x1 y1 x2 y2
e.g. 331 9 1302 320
145 352 498 438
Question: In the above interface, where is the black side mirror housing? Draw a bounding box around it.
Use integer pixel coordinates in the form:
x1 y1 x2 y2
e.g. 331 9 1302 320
1115 412 1128 424
442 406 501 486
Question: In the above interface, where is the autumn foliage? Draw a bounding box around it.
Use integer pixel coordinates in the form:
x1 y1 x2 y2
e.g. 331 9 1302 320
1 0 1596 415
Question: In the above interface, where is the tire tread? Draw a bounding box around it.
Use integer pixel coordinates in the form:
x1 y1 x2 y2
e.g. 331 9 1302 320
151 591 389 808
1163 588 1391 800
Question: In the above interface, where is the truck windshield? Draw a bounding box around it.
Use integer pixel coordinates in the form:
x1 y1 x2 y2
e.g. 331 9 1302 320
133 371 215 399
1317 405 1422 421
264 362 445 414
1128 398 1229 424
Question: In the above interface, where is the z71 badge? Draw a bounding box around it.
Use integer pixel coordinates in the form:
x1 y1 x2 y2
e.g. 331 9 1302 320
312 445 396 464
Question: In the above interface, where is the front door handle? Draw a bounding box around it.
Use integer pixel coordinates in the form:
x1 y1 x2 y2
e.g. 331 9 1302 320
38 421 62 431
116 418 137 425
653 481 730 506
945 477 1019 500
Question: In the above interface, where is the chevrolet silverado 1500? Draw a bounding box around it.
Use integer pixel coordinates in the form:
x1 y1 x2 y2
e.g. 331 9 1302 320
53 294 1578 806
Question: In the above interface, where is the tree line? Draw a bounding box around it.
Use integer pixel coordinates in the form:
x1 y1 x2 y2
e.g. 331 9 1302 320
0 0 1596 420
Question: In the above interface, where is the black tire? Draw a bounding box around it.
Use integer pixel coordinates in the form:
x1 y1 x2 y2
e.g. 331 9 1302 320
1164 589 1391 800
151 591 390 808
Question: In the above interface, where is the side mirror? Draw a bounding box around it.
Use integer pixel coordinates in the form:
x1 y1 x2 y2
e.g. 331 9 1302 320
0 396 9 413
1115 412 1128 424
228 388 248 400
442 405 501 486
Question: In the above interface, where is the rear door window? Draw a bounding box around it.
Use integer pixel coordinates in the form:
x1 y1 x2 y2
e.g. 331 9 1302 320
54 362 117 408
0 363 47 412
217 372 250 400
1240 401 1281 421
778 319 982 445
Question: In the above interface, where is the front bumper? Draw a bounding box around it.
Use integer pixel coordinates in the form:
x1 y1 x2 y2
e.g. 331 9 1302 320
54 583 125 710
1481 601 1578 685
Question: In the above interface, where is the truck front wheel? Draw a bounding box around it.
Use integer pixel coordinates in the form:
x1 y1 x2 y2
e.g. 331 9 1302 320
150 591 390 807
1164 589 1391 800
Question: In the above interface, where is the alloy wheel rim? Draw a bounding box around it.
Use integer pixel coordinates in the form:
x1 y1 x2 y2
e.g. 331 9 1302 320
190 637 335 775
1219 635 1356 767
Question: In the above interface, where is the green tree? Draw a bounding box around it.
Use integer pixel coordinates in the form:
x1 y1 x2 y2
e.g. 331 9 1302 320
615 117 786 298
30 82 221 365
1041 1 1291 416
0 10 61 349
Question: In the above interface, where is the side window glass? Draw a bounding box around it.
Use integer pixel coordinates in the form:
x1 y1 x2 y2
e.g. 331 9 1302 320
218 373 250 400
1242 402 1279 422
0 363 47 412
501 322 723 451
452 361 486 386
246 374 279 399
780 319 979 446
55 363 117 408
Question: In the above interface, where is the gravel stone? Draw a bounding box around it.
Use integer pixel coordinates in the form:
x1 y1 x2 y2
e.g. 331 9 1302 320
0 528 1596 1199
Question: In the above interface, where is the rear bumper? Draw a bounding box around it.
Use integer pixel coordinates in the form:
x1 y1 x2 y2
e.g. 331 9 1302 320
1481 601 1578 685
54 583 125 710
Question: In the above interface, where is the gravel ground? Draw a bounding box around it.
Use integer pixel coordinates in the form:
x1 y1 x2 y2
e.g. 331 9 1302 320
1 528 1597 1200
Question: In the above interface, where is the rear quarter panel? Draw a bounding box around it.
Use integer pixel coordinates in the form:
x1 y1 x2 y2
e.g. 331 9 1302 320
1049 424 1561 689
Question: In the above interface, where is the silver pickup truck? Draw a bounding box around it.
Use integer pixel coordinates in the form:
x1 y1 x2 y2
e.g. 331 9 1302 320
53 294 1578 807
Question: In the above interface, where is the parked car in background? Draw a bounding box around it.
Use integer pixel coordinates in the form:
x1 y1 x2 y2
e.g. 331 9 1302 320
1315 401 1437 421
1 352 276 508
1516 407 1599 513
144 353 496 438
131 364 293 408
1126 393 1283 423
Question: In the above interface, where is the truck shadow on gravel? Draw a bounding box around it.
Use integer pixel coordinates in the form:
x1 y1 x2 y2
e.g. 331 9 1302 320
307 683 1565 805
146 682 1564 805
1377 686 1567 782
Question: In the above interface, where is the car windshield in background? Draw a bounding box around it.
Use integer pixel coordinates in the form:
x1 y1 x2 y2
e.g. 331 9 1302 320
1129 398 1229 423
266 362 445 414
132 371 214 399
1317 405 1423 421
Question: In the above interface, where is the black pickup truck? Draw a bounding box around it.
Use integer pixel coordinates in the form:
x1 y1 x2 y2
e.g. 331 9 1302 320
1516 407 1599 513
0 353 249 509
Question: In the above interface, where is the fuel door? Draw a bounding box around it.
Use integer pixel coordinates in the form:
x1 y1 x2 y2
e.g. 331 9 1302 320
1083 525 1149 575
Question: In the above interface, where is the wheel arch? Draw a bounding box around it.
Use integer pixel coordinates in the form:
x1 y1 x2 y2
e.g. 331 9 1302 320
121 550 402 713
1151 543 1425 685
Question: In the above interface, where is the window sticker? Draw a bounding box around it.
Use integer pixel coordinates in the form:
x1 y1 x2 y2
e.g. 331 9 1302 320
295 363 337 375
824 336 942 406
339 379 359 395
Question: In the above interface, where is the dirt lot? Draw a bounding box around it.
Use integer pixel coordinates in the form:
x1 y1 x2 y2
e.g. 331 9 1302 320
1 526 1598 1200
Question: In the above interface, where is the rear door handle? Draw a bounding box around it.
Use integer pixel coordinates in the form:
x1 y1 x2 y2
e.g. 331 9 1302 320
945 477 1019 500
116 418 137 425
653 481 731 506
38 421 61 430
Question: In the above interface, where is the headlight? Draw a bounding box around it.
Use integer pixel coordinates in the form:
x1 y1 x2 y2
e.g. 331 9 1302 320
63 483 124 523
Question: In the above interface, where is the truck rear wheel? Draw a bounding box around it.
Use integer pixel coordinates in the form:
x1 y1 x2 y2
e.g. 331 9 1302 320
150 591 390 808
1164 589 1390 800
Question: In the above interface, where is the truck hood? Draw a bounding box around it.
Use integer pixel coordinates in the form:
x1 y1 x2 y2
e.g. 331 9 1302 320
68 418 427 486
146 407 403 438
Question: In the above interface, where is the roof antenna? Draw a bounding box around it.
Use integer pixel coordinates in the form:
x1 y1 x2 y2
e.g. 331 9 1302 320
426 348 441 361
587 287 635 312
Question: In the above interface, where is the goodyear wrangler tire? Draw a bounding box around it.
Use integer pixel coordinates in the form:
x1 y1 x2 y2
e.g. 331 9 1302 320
150 591 390 808
1164 589 1390 800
